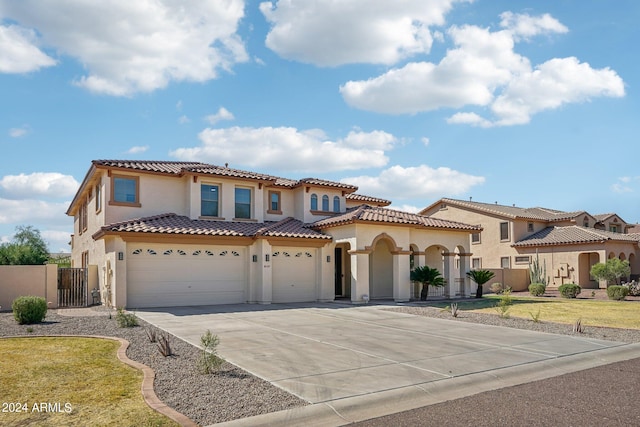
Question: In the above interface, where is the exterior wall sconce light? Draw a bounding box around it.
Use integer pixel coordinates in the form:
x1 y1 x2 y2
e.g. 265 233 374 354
252 255 258 262
265 254 270 262
118 252 124 261
326 255 331 263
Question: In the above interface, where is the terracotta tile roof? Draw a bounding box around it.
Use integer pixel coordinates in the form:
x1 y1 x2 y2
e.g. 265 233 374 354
346 193 392 206
432 198 587 222
93 160 208 174
95 213 330 240
513 226 640 247
184 165 280 182
593 213 616 221
297 178 358 191
313 205 480 231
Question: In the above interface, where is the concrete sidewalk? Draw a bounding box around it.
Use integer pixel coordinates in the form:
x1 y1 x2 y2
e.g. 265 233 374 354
135 303 640 426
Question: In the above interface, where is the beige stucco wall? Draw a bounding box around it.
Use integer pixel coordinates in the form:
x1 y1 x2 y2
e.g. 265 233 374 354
0 264 58 310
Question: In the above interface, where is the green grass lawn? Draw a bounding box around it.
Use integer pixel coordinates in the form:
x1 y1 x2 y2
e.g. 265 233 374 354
0 337 178 427
430 296 640 329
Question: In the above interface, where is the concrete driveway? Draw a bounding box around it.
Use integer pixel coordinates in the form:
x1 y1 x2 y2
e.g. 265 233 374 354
135 302 639 426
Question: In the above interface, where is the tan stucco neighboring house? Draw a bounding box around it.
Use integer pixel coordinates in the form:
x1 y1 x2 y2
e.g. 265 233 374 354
67 160 480 308
420 198 640 290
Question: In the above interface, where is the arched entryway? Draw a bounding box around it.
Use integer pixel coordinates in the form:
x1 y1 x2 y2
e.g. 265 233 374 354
369 237 393 299
578 252 600 288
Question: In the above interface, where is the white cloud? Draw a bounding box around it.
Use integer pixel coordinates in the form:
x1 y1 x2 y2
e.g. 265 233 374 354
178 115 190 124
9 126 29 137
176 100 183 111
260 0 467 66
41 229 72 252
0 198 70 226
0 172 79 200
170 126 396 172
1 1 248 96
204 107 235 125
340 13 624 126
499 12 568 40
0 24 56 73
341 165 485 200
126 145 149 154
421 137 430 146
611 177 639 194
391 204 421 214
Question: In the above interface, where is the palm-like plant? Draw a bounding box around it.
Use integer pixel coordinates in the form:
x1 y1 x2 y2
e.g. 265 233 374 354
466 269 495 298
410 266 445 301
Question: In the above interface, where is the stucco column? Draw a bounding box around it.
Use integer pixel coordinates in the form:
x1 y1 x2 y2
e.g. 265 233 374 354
393 250 412 302
318 244 335 302
349 250 370 303
442 251 455 298
458 253 472 297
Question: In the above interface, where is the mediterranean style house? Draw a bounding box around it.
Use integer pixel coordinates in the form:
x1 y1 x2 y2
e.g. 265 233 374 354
420 198 640 290
67 160 480 308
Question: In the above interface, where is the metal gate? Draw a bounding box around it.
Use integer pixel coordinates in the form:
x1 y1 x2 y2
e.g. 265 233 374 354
58 268 88 307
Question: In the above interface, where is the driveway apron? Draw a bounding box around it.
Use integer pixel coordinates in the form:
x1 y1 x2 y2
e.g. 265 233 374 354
135 302 634 408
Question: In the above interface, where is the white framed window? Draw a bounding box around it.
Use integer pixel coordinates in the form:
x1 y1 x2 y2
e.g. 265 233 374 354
471 232 481 244
515 256 530 264
235 187 252 219
95 184 102 213
201 184 219 217
322 195 329 211
268 190 282 214
501 257 511 269
472 258 481 269
500 222 509 241
333 196 340 212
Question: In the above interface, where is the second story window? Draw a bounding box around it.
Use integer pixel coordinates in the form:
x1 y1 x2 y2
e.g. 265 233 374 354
499 222 509 241
471 232 480 243
333 196 340 212
111 175 139 206
527 222 534 232
310 194 318 210
95 183 102 212
235 187 251 219
201 184 219 217
322 195 329 211
268 191 282 214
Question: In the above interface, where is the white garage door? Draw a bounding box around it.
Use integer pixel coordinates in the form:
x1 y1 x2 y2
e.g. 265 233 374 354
127 244 247 308
272 248 317 303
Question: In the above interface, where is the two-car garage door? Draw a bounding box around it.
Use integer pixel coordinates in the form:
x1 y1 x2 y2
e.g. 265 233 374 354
127 244 247 308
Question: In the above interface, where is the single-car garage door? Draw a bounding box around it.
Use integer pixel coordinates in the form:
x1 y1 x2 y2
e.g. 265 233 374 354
272 248 317 303
127 244 247 308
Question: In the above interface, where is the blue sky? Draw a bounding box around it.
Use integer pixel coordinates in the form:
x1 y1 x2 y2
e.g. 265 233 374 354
1 0 638 252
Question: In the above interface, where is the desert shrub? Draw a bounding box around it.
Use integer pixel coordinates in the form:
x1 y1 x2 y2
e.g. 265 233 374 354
607 285 629 301
199 329 224 374
528 283 546 297
494 289 513 318
623 280 640 296
12 296 47 324
116 307 138 328
558 283 581 299
490 282 503 294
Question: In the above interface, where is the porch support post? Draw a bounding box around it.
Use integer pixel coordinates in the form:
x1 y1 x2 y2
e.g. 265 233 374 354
349 250 370 304
458 253 472 297
393 250 412 302
442 251 455 298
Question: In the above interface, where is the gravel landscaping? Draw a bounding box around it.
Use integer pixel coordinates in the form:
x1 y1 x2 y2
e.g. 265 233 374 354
1 294 639 426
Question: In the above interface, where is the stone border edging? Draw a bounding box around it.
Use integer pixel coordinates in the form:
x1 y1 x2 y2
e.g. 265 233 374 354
1 334 197 427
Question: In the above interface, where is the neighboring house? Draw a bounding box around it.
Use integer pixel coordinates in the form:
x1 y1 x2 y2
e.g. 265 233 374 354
67 160 480 308
420 198 640 290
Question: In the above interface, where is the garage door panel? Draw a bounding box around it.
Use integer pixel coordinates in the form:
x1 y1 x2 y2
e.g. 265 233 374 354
272 248 317 303
127 245 246 308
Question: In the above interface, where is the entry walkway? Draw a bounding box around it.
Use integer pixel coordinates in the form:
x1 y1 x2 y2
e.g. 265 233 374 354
135 303 639 426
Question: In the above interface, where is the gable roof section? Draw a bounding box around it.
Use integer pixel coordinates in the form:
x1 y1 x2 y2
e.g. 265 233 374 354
421 198 587 222
513 226 640 247
313 205 480 231
346 193 392 206
93 213 331 241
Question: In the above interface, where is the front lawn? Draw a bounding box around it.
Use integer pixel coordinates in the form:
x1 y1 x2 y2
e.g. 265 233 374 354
0 337 178 427
429 295 640 329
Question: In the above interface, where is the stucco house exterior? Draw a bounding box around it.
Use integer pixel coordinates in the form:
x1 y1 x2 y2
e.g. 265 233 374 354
420 198 640 290
67 160 480 308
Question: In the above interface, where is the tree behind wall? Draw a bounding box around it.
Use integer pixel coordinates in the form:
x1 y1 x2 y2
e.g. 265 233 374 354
590 258 631 286
0 226 49 265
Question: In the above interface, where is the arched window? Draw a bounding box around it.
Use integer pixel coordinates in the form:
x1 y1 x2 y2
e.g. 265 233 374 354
333 196 340 212
322 195 329 211
310 194 318 210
